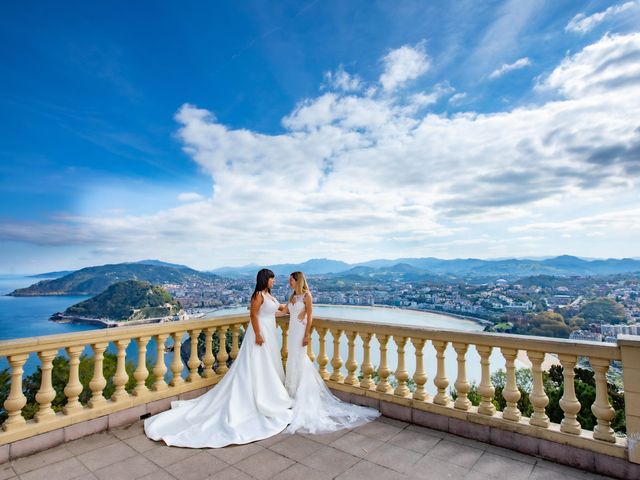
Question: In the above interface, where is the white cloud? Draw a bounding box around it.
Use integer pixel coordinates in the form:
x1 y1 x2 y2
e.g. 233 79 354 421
538 32 640 98
379 42 430 91
489 57 532 79
177 192 205 202
448 92 467 105
411 82 455 107
566 1 639 34
323 65 362 92
3 33 640 265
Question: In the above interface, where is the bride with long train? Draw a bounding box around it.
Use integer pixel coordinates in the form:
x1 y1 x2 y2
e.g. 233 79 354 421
143 268 293 447
280 271 380 434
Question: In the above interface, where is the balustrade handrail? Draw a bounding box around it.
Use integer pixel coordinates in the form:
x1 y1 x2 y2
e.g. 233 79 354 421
0 314 250 356
309 316 622 359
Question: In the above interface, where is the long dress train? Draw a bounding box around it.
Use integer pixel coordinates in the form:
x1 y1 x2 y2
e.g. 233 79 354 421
284 294 380 434
144 292 293 447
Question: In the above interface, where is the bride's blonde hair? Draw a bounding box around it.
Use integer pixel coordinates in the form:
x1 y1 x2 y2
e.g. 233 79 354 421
289 271 310 303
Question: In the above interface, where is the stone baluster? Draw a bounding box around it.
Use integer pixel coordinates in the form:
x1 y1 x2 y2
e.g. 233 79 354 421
376 333 392 393
111 339 130 402
306 328 316 363
317 327 330 380
202 328 216 379
216 326 229 374
152 334 169 391
187 329 202 382
63 346 84 415
230 324 240 361
411 338 428 401
330 329 344 382
34 349 58 422
2 353 29 431
394 336 411 397
170 331 185 387
528 351 550 427
476 345 496 416
280 322 289 367
89 342 108 408
453 342 471 411
133 336 150 396
360 332 375 390
591 357 616 443
432 340 450 405
501 348 521 421
559 354 581 435
344 330 359 386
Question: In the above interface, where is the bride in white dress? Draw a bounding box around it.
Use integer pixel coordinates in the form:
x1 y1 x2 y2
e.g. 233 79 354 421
281 271 380 434
144 269 293 447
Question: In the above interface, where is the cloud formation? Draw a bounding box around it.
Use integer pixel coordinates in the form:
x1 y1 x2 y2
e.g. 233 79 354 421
566 1 639 34
489 57 532 79
2 35 639 265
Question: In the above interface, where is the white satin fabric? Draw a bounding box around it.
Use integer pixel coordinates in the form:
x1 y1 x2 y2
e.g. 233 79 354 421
284 293 380 434
144 292 293 447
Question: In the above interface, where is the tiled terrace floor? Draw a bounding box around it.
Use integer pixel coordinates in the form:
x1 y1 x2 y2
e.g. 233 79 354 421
0 416 617 480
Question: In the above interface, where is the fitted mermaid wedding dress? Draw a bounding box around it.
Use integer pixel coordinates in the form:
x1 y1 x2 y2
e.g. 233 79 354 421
284 294 380 434
144 292 293 447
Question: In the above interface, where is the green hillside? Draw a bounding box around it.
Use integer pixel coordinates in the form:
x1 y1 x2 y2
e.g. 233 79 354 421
9 262 216 296
63 280 181 321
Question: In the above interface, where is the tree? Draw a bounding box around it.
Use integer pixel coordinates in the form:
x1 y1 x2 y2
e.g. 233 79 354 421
578 298 627 325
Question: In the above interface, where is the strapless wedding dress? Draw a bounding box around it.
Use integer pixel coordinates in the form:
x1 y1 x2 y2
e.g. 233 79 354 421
144 292 293 447
284 294 380 434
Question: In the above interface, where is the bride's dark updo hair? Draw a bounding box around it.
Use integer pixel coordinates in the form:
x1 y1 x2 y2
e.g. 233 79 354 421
251 268 275 300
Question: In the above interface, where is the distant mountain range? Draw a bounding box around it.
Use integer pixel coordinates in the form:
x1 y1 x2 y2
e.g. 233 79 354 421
211 255 640 279
9 262 217 296
7 255 640 297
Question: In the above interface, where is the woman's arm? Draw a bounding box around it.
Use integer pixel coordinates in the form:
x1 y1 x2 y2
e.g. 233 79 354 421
249 294 264 346
302 292 313 346
276 302 289 317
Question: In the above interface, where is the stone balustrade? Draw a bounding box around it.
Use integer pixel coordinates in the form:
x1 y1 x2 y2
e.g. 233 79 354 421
1 314 639 469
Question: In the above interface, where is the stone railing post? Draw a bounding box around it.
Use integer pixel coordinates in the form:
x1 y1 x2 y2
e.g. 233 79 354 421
591 357 616 443
394 335 411 397
187 329 202 382
345 330 360 386
152 334 169 391
170 331 185 386
501 348 521 421
202 328 216 379
558 353 581 435
89 342 108 408
34 349 58 422
528 350 550 428
330 329 344 382
112 339 130 402
376 333 393 393
432 340 450 406
317 327 330 380
216 326 229 374
2 353 28 431
476 345 496 416
453 342 471 410
619 335 640 463
63 346 84 415
411 337 428 401
360 332 375 390
133 336 150 396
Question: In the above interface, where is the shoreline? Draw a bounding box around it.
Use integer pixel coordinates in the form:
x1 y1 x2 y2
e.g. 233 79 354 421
50 314 178 328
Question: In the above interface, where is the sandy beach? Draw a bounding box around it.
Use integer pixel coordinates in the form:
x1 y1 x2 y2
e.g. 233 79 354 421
515 349 561 371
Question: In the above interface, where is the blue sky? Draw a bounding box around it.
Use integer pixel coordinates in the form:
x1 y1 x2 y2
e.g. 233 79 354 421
1 1 640 273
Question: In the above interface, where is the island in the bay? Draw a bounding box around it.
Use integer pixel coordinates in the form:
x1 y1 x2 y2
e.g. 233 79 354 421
50 279 186 327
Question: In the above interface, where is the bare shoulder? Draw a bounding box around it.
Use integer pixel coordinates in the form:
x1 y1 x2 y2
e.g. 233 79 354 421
304 291 313 302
